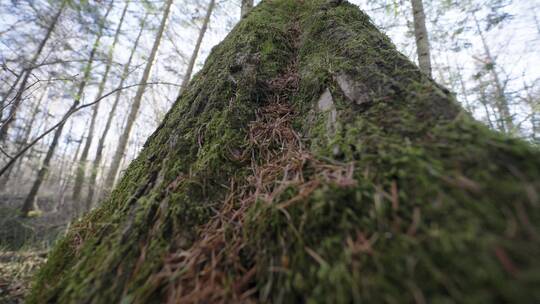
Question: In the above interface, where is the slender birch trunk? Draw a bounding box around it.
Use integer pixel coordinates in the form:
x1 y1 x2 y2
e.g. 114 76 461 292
410 0 432 77
103 0 174 194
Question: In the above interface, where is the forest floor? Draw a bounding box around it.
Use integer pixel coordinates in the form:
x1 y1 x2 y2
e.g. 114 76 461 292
0 250 46 303
0 196 63 303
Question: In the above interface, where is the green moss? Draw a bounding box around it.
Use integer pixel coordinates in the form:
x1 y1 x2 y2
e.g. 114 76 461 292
30 0 540 303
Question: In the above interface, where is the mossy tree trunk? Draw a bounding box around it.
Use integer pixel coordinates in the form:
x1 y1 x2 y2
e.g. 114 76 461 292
30 1 540 303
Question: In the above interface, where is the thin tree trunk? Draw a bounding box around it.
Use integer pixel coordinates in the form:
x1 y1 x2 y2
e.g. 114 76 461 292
410 0 432 77
86 12 149 209
72 0 131 205
178 0 215 94
59 127 86 214
477 79 497 130
55 122 74 192
13 95 52 184
0 1 66 142
0 70 24 119
473 13 514 133
0 83 48 191
241 0 253 18
103 0 174 194
20 1 114 217
523 81 540 142
456 65 472 113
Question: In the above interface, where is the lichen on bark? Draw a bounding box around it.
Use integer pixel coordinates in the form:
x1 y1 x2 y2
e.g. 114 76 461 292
29 1 540 303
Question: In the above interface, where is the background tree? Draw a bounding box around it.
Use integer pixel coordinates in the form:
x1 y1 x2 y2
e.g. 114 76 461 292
410 0 432 76
71 0 131 203
0 1 66 142
103 0 174 194
21 0 115 217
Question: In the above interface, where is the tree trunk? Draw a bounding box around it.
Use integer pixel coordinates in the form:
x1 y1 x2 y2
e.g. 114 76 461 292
178 0 215 94
455 64 472 113
103 0 174 194
473 13 514 133
86 12 149 210
59 126 86 214
72 0 130 206
30 1 540 303
20 1 114 217
0 69 24 119
241 0 254 18
410 0 432 77
0 82 48 191
0 1 66 142
523 81 540 143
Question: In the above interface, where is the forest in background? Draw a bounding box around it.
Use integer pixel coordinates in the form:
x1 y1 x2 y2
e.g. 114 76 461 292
0 0 539 302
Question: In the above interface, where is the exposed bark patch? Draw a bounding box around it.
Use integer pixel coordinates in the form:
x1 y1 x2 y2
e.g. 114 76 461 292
316 88 337 133
335 73 371 105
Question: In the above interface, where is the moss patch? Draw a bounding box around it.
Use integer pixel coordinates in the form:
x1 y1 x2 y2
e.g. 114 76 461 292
29 0 540 303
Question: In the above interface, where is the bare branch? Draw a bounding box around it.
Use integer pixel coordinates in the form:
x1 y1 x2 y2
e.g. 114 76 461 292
0 81 178 177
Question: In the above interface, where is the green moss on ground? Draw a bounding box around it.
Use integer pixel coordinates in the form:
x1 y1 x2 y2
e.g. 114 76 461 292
30 0 540 303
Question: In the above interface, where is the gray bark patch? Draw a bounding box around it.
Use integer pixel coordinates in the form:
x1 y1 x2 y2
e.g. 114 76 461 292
335 73 371 105
317 88 338 133
317 88 334 111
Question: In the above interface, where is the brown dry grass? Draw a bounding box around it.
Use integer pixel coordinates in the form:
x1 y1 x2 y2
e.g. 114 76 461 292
0 250 46 303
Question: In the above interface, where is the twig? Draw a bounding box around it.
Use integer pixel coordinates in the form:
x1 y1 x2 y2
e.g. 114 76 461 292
0 145 13 159
0 81 176 177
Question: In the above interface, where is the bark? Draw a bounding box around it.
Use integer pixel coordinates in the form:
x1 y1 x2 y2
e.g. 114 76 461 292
20 1 114 217
72 0 131 206
0 1 66 142
241 0 254 18
178 0 215 94
86 12 149 209
523 82 540 143
59 127 86 213
30 1 540 303
410 0 432 77
456 64 472 113
473 13 514 133
103 0 174 194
